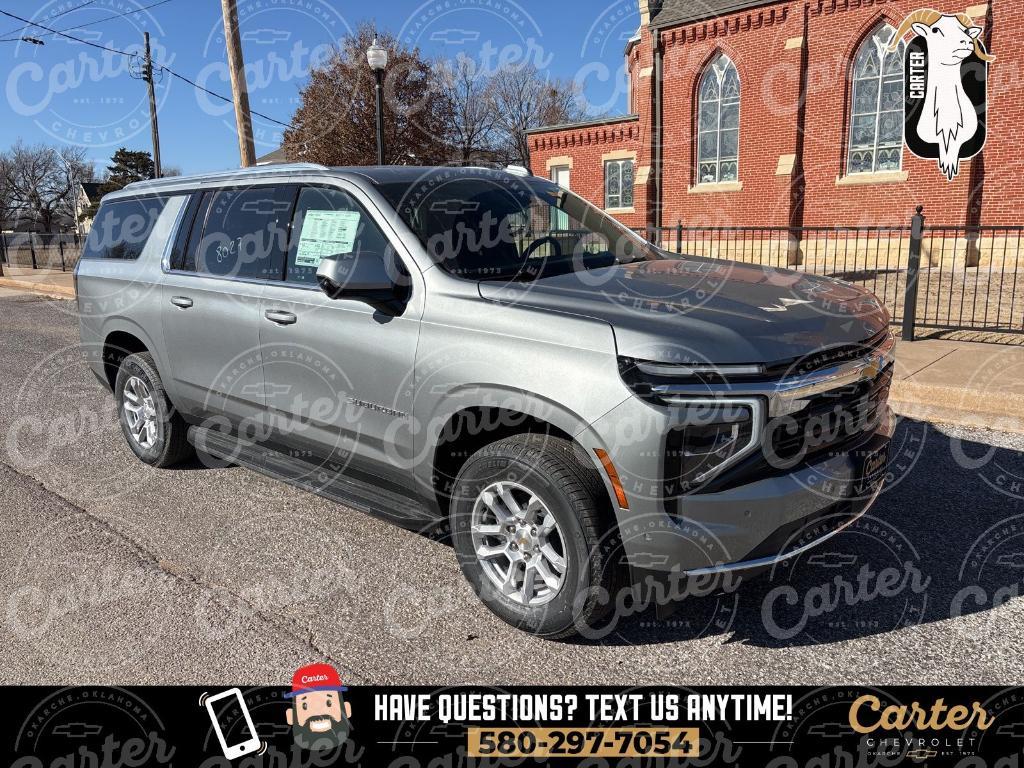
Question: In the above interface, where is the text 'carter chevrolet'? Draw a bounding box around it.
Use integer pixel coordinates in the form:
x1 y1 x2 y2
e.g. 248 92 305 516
76 164 894 638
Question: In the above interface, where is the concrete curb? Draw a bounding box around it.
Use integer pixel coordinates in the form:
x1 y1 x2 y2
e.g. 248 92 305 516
0 277 76 300
890 380 1024 435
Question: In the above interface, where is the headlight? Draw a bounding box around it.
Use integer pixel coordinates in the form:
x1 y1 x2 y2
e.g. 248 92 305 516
664 399 763 492
618 356 766 397
618 357 766 491
635 361 765 378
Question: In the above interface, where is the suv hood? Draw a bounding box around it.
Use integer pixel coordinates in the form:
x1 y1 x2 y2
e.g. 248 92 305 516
478 258 890 365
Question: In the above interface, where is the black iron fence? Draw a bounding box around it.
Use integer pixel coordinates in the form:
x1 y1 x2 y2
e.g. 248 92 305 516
632 209 1024 338
0 232 82 272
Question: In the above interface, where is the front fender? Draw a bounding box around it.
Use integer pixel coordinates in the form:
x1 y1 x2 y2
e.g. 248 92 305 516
413 382 631 509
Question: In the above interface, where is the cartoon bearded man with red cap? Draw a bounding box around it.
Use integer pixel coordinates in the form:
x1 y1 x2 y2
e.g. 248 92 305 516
284 663 353 751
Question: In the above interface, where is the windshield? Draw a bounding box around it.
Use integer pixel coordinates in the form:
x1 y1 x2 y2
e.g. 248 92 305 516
375 169 663 281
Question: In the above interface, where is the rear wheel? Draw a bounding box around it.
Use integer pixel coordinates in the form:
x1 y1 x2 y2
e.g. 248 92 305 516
450 434 620 639
114 352 194 468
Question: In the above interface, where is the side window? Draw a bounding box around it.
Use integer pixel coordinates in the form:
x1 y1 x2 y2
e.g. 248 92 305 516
181 192 213 273
192 186 294 280
286 186 393 285
168 192 202 271
81 196 169 260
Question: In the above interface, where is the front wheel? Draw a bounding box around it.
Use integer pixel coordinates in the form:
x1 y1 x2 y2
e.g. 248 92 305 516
450 434 620 639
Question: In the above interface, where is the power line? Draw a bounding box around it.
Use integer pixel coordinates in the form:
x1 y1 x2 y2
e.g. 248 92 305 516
0 9 138 56
0 0 177 43
0 8 295 130
0 0 95 41
159 66 294 129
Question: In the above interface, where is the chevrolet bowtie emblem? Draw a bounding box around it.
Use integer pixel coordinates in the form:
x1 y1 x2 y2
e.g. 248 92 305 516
863 357 881 379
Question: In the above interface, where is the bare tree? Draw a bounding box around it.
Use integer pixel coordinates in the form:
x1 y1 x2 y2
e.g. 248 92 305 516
440 54 499 165
489 65 587 170
2 142 90 232
283 24 454 166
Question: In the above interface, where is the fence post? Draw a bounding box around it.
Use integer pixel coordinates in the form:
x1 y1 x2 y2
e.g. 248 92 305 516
902 205 925 342
58 236 66 272
676 220 683 254
29 234 38 270
0 233 6 277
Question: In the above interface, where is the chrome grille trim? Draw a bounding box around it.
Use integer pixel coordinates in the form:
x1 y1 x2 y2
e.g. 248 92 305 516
650 331 896 418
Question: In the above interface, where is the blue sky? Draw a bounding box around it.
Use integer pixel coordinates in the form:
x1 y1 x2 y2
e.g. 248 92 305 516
0 0 639 174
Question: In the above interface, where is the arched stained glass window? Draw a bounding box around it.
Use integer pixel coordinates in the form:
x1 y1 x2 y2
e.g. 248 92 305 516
697 54 740 184
848 24 905 175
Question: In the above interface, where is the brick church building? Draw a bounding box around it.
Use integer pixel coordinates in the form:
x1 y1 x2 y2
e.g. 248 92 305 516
528 0 1022 232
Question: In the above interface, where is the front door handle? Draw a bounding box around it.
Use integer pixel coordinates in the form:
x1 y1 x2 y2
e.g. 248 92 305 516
264 309 297 326
170 296 193 309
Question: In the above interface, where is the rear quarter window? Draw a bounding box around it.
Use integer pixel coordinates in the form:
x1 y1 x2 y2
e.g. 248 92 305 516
81 196 170 260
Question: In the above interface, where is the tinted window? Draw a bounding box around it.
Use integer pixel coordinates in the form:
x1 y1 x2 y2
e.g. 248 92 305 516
81 196 169 260
193 186 294 279
286 186 393 285
168 192 202 271
181 192 213 273
376 170 660 281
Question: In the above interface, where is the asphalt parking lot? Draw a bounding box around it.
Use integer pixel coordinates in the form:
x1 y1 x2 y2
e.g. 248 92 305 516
2 291 1024 686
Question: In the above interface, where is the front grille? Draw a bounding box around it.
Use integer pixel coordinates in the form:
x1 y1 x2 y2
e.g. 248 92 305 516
766 365 893 464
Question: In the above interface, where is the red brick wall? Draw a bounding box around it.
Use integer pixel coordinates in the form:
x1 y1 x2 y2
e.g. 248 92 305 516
800 0 971 227
528 25 656 230
659 4 803 227
529 118 645 229
529 0 1018 229
973 0 1024 226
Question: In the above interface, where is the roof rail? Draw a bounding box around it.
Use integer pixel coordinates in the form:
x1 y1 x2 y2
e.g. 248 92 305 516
122 162 330 192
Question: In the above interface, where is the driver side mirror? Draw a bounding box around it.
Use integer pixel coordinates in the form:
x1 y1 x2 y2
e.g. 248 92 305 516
316 253 405 312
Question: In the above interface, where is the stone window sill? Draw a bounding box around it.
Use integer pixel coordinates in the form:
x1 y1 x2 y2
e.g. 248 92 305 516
688 181 743 194
605 206 636 214
835 171 909 187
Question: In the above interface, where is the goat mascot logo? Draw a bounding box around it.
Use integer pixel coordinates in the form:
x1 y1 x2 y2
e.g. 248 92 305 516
889 9 995 181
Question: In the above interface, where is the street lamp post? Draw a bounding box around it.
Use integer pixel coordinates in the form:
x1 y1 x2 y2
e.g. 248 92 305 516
366 37 388 166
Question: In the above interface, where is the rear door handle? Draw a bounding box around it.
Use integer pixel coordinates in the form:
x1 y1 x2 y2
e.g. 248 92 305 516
170 296 193 309
264 309 297 326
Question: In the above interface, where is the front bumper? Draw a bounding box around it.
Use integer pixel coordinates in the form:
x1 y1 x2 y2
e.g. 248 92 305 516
581 389 895 580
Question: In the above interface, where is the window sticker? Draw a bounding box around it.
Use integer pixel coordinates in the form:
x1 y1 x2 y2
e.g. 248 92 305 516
295 210 362 268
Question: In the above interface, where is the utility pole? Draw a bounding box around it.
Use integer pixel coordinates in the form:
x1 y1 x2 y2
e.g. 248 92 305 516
143 32 162 178
220 0 256 167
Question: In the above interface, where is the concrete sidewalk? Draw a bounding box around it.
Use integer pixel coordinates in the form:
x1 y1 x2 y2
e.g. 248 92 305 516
0 267 75 298
890 336 1024 433
0 270 1020 432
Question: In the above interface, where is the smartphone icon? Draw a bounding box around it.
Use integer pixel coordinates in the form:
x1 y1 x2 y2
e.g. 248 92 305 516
204 688 262 759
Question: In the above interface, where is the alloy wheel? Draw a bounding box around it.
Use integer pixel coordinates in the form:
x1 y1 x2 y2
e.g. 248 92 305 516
122 375 158 450
471 481 567 606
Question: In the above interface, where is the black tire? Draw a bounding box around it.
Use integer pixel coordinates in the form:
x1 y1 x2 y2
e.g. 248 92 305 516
114 351 194 468
450 434 620 639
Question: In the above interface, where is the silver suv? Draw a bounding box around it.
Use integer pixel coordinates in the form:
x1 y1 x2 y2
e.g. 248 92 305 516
76 164 894 638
